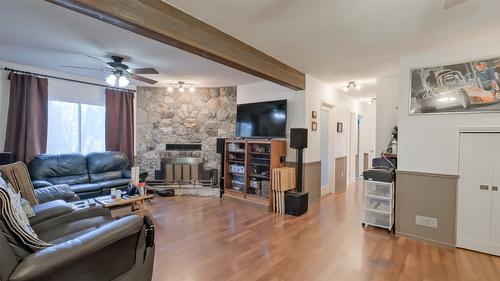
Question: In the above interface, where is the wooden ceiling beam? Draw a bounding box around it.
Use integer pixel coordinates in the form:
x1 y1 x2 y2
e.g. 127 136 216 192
46 0 305 91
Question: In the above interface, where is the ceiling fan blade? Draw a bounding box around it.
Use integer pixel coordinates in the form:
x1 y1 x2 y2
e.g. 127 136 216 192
129 68 159 74
85 55 110 66
62 65 111 72
444 0 467 9
129 74 158 85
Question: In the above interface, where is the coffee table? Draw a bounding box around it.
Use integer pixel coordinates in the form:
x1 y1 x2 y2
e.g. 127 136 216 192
94 194 154 213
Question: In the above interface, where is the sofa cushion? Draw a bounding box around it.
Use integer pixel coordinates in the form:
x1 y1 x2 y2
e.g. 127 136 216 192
87 152 129 183
69 183 101 194
28 154 89 186
97 178 130 190
30 200 74 226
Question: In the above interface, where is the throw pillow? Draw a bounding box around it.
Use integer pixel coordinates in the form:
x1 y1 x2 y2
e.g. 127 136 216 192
20 197 35 218
0 174 52 250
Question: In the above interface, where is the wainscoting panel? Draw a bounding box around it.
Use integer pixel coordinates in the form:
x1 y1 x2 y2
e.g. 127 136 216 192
303 161 321 203
395 171 459 246
335 157 347 192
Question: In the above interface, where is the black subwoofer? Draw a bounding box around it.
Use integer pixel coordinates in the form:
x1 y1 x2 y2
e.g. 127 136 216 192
285 191 309 216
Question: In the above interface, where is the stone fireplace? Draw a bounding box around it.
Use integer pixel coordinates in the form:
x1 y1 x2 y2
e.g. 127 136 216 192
136 86 236 179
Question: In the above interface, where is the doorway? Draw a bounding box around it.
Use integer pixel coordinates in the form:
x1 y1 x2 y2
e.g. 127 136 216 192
320 104 334 196
347 112 358 184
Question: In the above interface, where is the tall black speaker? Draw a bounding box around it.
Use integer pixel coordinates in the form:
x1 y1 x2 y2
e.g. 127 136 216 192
216 138 225 198
290 128 308 149
216 138 225 154
290 128 307 193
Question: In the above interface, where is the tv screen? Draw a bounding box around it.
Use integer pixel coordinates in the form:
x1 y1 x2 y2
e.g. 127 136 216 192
236 100 287 138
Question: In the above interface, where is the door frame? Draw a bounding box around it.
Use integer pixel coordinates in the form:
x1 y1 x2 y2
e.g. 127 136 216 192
320 102 335 196
347 112 357 184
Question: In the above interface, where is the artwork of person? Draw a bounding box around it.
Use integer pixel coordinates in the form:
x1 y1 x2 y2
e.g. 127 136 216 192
474 61 497 91
425 70 438 88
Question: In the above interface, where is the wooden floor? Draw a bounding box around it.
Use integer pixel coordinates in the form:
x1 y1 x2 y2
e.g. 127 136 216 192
145 181 500 281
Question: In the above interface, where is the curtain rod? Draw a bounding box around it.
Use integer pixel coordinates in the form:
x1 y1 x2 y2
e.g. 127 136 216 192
3 67 135 93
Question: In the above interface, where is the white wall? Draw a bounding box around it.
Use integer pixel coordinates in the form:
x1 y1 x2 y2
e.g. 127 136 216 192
360 102 376 170
0 60 133 152
376 75 399 155
237 80 305 161
398 38 500 175
304 74 362 163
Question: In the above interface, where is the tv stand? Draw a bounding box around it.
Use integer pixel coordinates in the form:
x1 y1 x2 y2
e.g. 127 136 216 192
223 138 287 210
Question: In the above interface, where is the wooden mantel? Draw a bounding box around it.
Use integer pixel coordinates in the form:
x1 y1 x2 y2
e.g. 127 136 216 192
46 0 306 91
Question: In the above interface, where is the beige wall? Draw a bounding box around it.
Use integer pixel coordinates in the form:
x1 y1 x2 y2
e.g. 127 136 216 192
396 171 458 246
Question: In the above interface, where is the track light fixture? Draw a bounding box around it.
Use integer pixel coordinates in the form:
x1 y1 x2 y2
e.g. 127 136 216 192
166 81 196 93
368 98 376 104
343 81 361 92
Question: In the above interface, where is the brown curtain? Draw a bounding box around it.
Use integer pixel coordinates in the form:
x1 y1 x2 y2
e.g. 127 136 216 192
105 88 135 164
4 73 48 163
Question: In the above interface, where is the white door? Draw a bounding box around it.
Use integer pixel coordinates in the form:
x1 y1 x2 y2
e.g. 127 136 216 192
457 133 494 253
490 135 500 255
320 108 331 195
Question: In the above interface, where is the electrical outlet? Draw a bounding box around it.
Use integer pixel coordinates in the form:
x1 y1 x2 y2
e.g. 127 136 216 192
415 215 438 228
427 217 438 228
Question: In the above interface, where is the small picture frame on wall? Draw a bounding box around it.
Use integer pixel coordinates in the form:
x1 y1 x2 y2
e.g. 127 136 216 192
311 121 317 131
337 122 343 133
312 111 317 119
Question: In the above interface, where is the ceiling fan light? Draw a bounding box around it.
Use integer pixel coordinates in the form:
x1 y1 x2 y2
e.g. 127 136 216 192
106 74 117 86
179 86 185 93
118 76 129 87
189 85 196 93
355 84 361 90
343 86 348 92
167 86 174 92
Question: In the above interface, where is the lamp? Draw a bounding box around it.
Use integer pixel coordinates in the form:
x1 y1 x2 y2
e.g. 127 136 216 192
166 81 196 93
344 81 361 91
106 74 117 86
118 76 129 87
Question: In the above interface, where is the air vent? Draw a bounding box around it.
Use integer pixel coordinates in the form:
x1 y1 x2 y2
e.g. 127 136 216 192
165 143 202 151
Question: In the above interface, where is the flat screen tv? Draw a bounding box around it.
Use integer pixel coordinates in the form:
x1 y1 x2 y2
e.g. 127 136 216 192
236 100 287 138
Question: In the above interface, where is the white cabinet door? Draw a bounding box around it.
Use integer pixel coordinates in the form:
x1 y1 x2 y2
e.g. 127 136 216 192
457 133 494 253
490 135 500 256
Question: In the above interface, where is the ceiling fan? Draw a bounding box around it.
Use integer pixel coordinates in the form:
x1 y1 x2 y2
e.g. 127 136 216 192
63 55 159 86
444 0 467 9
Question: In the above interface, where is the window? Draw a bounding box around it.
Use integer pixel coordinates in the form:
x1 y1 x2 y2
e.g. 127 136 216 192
47 101 105 154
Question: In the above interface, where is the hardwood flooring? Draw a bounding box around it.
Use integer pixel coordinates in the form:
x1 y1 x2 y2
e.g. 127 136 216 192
145 181 500 281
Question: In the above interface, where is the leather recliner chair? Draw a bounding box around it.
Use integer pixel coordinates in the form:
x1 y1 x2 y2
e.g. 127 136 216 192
28 152 139 199
0 207 155 281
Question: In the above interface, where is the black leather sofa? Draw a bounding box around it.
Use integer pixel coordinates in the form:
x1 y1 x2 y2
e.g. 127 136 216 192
1 206 155 281
28 152 134 199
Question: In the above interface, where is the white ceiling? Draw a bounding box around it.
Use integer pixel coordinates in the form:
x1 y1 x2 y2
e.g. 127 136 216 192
166 0 500 92
0 0 260 88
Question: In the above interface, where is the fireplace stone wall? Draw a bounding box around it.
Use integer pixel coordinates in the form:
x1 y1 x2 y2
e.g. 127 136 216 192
136 86 237 178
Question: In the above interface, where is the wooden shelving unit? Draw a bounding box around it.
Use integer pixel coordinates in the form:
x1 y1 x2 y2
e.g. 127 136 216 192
223 138 287 210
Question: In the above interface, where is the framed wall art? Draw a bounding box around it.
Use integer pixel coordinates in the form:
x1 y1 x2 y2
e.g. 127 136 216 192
410 56 500 114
